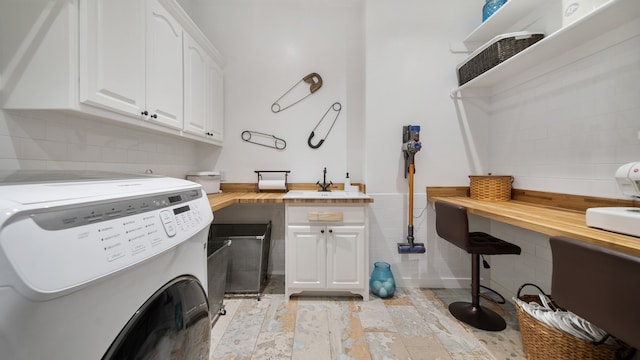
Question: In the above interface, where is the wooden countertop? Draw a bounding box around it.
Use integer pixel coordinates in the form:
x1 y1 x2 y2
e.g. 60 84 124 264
427 187 640 257
207 190 373 212
207 192 286 211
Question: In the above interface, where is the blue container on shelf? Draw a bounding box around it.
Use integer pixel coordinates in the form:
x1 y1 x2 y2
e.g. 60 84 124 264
483 0 507 21
370 262 396 298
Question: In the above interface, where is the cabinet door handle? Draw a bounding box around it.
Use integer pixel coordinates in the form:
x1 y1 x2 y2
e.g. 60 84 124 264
141 110 148 116
320 229 325 234
150 114 157 119
328 229 333 233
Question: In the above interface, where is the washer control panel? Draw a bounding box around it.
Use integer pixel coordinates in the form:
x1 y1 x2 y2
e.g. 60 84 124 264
0 188 213 297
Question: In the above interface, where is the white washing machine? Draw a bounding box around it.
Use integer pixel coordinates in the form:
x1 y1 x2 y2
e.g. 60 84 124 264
0 171 213 360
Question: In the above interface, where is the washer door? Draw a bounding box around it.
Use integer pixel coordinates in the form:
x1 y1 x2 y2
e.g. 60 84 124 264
102 276 210 360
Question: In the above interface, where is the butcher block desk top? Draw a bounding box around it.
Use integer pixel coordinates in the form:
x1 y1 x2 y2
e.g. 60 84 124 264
427 187 640 257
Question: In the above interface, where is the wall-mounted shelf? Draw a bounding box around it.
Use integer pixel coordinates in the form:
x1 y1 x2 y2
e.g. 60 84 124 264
452 0 640 96
464 0 553 47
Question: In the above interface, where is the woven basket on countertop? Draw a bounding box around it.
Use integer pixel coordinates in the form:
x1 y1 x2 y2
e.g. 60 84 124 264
469 174 512 201
515 284 623 360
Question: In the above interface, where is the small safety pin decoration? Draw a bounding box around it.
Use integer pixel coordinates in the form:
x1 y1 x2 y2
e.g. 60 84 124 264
308 102 341 149
271 73 323 113
241 130 287 150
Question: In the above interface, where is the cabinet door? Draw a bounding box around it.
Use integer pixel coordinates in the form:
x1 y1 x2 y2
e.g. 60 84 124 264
327 226 365 289
205 59 224 142
183 32 224 142
145 0 183 129
80 0 146 117
286 226 325 289
183 32 208 137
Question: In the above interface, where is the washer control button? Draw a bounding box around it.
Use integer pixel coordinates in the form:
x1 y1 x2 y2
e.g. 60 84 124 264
159 210 176 237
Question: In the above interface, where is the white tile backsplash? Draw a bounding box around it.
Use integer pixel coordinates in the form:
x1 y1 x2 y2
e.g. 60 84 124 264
0 111 209 178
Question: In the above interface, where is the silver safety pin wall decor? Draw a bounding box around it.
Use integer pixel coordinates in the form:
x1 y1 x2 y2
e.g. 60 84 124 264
241 130 287 150
271 73 323 113
308 102 341 149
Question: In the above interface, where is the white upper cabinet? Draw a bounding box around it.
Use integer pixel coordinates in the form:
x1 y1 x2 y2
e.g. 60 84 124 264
80 0 183 130
183 32 224 143
4 0 224 145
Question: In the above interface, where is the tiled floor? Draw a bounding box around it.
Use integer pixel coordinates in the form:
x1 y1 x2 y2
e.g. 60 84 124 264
209 276 525 360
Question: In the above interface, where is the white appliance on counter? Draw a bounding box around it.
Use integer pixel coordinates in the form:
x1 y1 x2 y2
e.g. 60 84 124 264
187 171 221 194
0 171 213 360
586 162 640 237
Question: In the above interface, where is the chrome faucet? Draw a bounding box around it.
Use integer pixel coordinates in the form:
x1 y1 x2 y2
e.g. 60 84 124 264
316 167 333 192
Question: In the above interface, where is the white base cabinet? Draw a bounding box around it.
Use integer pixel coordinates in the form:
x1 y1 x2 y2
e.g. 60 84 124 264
285 204 369 301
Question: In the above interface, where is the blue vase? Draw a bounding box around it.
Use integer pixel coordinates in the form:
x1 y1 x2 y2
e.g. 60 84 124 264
370 262 396 298
483 0 507 21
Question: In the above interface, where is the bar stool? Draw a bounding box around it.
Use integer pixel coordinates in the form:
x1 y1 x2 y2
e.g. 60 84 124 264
435 201 521 331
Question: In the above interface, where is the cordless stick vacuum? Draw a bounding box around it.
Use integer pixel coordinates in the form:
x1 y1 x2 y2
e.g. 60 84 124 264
397 125 426 254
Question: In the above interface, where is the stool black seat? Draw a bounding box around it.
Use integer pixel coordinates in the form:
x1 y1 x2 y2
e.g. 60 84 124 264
435 201 521 331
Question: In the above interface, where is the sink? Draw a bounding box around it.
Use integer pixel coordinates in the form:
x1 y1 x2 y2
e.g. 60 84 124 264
283 190 370 200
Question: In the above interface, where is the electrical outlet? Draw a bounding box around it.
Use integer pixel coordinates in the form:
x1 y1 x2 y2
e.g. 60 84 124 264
219 170 226 181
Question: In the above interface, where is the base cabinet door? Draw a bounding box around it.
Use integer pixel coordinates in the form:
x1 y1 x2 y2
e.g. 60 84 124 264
327 226 365 289
286 226 325 289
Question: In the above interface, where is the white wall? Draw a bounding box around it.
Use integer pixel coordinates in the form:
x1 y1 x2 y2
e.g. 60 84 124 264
364 0 485 287
189 0 366 184
187 0 483 284
365 0 487 193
